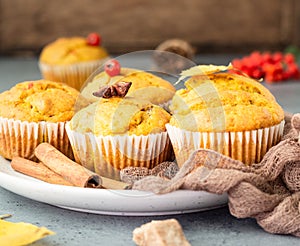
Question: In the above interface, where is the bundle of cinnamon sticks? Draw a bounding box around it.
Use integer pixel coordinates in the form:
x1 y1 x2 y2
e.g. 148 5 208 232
11 143 129 190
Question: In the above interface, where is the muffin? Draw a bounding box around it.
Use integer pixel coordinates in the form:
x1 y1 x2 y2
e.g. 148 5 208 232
167 72 285 166
81 68 176 106
0 80 89 160
66 97 173 180
39 33 109 90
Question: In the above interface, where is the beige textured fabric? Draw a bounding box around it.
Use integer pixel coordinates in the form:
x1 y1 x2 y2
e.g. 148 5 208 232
120 162 179 184
133 113 300 237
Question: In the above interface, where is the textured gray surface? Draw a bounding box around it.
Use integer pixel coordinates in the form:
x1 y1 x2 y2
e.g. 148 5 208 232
0 55 299 246
1 188 300 246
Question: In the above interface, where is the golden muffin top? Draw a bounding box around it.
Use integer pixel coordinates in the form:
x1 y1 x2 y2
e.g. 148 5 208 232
39 37 108 65
70 97 171 136
81 69 176 105
0 80 89 122
169 73 284 132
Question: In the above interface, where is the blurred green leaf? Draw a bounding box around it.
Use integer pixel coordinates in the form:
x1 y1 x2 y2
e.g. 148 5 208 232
284 45 300 63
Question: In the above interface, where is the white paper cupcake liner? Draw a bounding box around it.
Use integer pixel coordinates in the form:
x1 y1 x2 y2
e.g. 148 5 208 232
65 122 173 180
0 117 73 160
39 57 110 90
166 120 285 167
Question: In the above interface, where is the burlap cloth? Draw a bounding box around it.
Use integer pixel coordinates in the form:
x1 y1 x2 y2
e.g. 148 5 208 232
129 113 300 237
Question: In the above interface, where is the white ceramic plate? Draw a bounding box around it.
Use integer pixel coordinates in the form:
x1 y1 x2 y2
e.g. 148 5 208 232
0 156 228 216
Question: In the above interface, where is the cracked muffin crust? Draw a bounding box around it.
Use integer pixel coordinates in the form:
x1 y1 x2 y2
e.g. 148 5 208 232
70 97 171 136
81 69 176 106
0 80 88 122
169 72 284 132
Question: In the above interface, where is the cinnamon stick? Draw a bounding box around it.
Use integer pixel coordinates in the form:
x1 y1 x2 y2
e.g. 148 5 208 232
34 143 101 188
11 157 73 186
101 176 131 190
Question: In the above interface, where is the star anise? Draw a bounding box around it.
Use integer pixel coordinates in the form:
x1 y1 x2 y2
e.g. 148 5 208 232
93 82 132 98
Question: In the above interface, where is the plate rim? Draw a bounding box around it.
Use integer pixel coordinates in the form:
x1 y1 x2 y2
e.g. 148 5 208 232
0 156 228 216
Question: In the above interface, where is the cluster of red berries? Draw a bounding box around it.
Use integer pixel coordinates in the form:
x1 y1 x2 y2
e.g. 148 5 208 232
231 51 300 83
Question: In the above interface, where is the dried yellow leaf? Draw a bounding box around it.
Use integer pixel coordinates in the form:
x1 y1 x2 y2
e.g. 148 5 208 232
0 220 55 246
175 63 233 84
0 214 11 219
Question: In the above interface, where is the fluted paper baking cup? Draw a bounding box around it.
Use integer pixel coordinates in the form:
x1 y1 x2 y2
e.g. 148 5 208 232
0 117 73 160
39 58 110 90
65 122 173 180
166 120 285 167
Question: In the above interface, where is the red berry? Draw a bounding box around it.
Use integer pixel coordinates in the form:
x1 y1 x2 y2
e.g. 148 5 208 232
249 51 263 66
27 82 34 89
272 52 283 63
251 68 264 79
87 33 101 46
284 53 295 64
249 51 261 60
104 59 121 77
232 59 242 69
286 63 299 78
282 71 290 80
273 73 283 81
262 52 273 64
265 74 275 83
